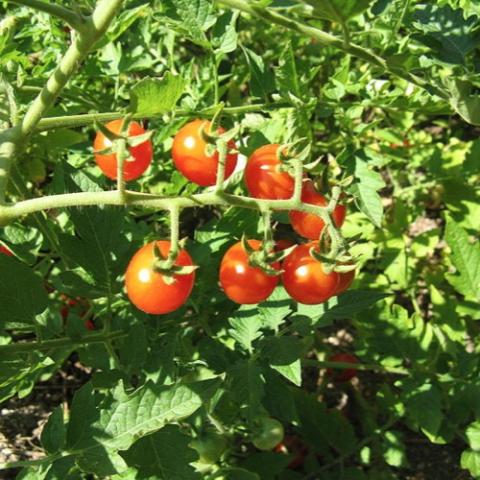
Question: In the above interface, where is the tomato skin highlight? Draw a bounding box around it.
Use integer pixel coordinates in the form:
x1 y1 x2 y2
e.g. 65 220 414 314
0 245 13 256
125 240 195 315
219 239 280 304
327 353 359 382
244 144 295 200
289 180 346 240
282 243 339 304
274 435 309 469
172 119 238 187
94 119 153 181
252 418 285 451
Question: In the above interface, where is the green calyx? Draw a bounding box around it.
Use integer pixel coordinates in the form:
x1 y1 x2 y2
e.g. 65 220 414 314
152 240 197 285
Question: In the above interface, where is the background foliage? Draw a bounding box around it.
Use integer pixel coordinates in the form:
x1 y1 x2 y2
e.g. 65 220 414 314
0 0 480 478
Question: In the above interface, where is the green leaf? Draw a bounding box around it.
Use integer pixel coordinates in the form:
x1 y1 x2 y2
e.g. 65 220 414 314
305 0 374 22
212 11 238 55
0 255 48 326
129 73 186 117
162 0 215 48
257 287 292 332
411 4 480 65
351 156 385 227
242 47 275 100
122 426 200 479
461 450 480 477
229 308 263 353
445 216 480 301
466 421 480 450
228 360 265 414
405 383 443 437
263 337 303 386
276 42 302 99
41 407 66 454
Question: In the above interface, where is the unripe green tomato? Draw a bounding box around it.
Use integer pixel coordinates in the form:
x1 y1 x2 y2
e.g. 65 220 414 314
190 433 228 464
252 417 284 451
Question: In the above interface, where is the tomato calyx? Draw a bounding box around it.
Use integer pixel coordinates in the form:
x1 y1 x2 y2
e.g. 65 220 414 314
241 235 288 276
151 240 198 285
198 120 239 158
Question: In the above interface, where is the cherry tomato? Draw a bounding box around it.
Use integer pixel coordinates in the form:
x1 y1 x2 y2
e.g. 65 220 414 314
60 295 89 321
84 319 96 331
282 243 339 304
244 144 295 200
172 119 238 187
252 418 284 451
274 435 309 469
125 240 195 314
0 244 13 256
219 239 280 304
190 433 228 464
335 268 355 295
274 239 295 253
94 119 153 181
327 353 359 382
289 180 346 240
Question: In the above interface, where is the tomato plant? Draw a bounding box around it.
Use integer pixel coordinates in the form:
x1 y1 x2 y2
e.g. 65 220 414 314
244 144 295 199
219 239 280 304
94 119 153 181
190 432 228 464
0 244 12 256
125 240 196 314
172 119 238 186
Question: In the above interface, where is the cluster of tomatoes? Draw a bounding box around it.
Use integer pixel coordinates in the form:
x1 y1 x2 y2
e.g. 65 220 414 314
93 118 356 314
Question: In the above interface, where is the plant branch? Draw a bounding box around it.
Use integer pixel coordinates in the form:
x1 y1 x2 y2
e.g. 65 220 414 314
302 358 409 376
5 0 87 31
215 0 449 100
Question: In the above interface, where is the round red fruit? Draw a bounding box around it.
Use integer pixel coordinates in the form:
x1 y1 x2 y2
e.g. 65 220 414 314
94 119 153 181
125 240 195 315
327 353 359 382
244 144 295 200
335 268 355 295
172 119 238 187
282 243 339 304
219 240 280 304
289 180 346 240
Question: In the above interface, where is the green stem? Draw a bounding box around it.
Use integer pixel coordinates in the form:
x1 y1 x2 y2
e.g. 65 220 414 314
0 330 127 355
35 102 293 132
168 204 180 260
215 139 228 192
215 0 448 100
116 137 128 201
0 190 341 225
5 0 87 31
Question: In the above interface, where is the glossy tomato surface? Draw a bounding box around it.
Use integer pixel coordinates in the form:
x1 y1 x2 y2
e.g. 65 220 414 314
289 180 346 240
94 119 153 181
282 243 339 304
244 144 295 200
252 418 285 451
172 119 238 186
125 240 195 314
0 244 13 256
335 268 355 295
327 352 359 382
219 239 280 304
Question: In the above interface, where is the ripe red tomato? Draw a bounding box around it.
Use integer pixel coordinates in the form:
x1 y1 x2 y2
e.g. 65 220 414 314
244 144 295 200
219 239 280 304
94 119 153 181
0 244 13 256
84 319 96 331
172 119 238 187
327 353 359 382
289 180 346 240
60 295 89 321
125 240 195 314
282 243 339 304
274 435 309 469
335 268 355 295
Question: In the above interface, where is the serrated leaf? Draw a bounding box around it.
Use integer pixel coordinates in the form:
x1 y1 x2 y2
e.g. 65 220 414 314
129 74 185 117
445 216 480 301
352 157 385 227
461 450 480 476
41 407 66 454
242 47 275 100
276 42 302 99
257 287 292 332
212 11 238 55
228 360 265 416
405 383 443 437
122 426 200 479
263 337 303 386
0 255 48 326
228 308 263 353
